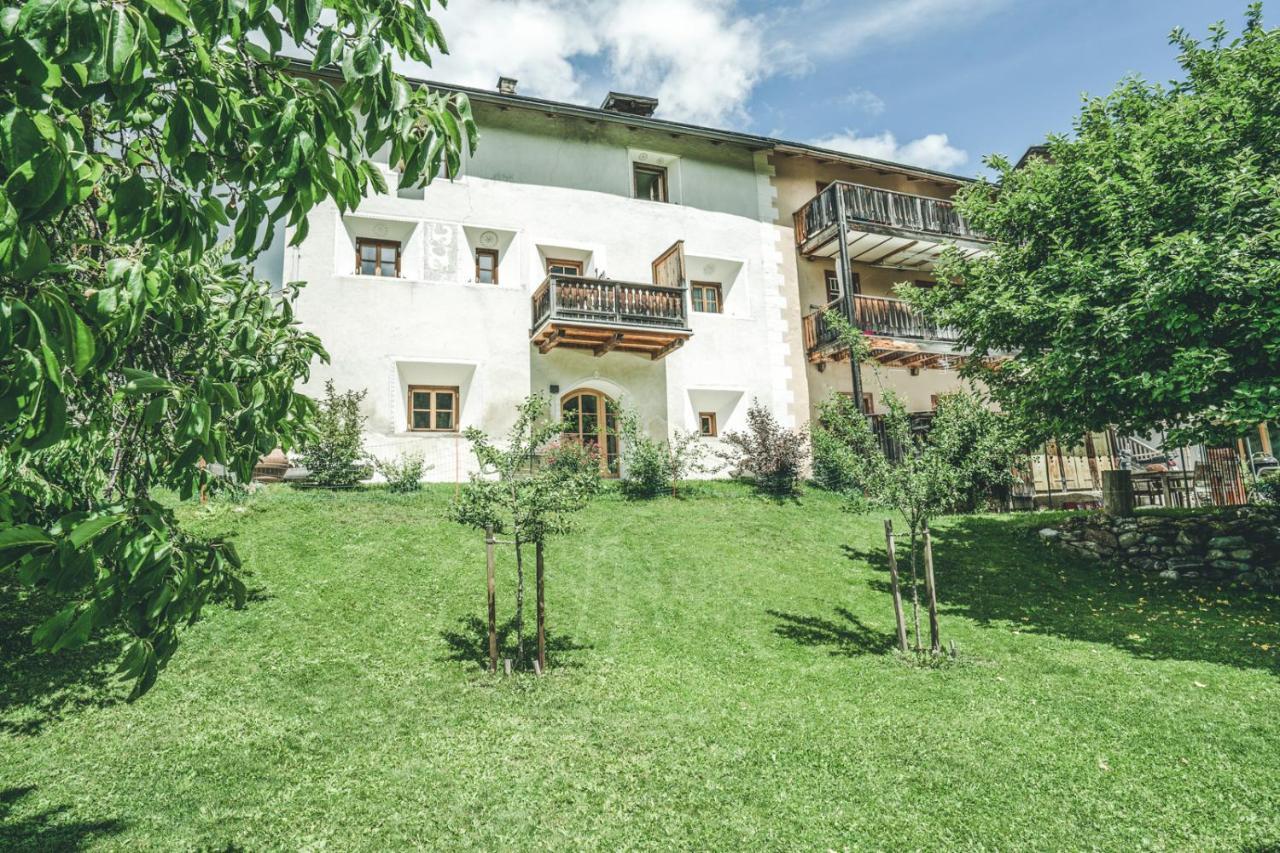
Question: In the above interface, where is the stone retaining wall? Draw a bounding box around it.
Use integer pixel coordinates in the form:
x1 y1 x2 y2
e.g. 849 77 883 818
1041 506 1279 588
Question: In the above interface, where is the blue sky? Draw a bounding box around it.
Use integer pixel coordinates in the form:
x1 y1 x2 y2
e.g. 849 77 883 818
421 0 1248 176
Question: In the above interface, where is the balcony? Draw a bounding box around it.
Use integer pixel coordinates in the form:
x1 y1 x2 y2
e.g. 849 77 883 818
530 274 692 360
802 294 971 370
794 181 989 270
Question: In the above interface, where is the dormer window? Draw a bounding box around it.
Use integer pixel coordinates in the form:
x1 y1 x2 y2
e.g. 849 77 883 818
633 163 668 202
356 238 401 277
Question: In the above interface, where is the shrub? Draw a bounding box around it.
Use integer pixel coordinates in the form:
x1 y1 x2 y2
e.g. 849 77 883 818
621 435 670 498
927 392 1029 512
617 405 721 499
810 393 876 492
374 452 430 492
1252 470 1280 505
300 381 370 488
720 399 807 496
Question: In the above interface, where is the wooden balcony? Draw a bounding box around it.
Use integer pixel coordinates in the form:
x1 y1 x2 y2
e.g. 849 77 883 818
530 274 692 360
803 294 975 370
794 181 989 269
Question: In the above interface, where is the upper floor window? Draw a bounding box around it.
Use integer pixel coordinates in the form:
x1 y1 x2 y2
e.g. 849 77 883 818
824 270 840 303
475 248 499 284
690 281 722 314
633 163 668 202
824 270 859 303
356 238 401 277
408 385 458 432
546 258 584 277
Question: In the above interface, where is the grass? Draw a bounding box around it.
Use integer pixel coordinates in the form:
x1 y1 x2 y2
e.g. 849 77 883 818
2 482 1279 850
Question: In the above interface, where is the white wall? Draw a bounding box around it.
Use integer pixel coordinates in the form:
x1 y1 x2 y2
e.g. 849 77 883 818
288 162 796 481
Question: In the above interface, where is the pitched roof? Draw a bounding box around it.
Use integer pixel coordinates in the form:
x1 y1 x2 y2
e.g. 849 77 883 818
291 60 977 186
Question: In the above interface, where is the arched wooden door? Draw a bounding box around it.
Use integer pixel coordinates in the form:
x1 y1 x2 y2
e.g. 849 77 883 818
561 389 619 477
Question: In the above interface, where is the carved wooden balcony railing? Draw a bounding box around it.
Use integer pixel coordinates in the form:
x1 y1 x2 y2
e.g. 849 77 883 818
530 274 691 360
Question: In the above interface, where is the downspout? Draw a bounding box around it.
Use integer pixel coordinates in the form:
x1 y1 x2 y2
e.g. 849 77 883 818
835 185 866 415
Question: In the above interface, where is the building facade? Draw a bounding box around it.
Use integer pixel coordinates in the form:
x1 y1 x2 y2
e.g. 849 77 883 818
287 74 985 481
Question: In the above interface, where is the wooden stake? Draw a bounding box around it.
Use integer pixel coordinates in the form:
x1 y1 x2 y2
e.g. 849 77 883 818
535 540 547 673
883 519 909 653
485 526 498 674
922 520 941 654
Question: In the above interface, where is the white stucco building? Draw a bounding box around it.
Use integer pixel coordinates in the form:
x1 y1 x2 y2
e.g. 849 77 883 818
287 74 991 481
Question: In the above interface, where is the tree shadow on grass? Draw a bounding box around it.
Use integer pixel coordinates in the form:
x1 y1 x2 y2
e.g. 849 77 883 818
0 785 125 851
439 615 592 671
0 585 128 737
850 514 1280 676
768 607 896 657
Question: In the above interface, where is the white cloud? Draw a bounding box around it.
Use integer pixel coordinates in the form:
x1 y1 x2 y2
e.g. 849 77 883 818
600 0 769 125
839 88 885 115
782 0 1010 59
809 131 968 172
415 0 597 103
417 0 768 126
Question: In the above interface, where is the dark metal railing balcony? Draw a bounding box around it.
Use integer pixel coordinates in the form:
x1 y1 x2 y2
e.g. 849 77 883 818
531 274 689 333
793 181 986 249
802 294 961 353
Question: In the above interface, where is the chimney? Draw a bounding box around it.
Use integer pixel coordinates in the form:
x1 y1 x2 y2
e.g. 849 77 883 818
600 91 658 118
497 76 518 96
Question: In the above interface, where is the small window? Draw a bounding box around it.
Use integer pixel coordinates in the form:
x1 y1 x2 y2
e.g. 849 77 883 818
863 392 874 414
698 412 717 437
408 386 458 432
356 238 401 277
824 270 840 303
824 270 859 303
633 163 668 202
690 281 722 314
475 248 499 284
546 258 584 278
930 394 940 411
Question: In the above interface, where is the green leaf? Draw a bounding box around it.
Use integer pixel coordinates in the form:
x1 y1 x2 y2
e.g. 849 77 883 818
140 0 192 26
67 514 124 549
350 37 380 78
0 524 55 551
104 4 138 79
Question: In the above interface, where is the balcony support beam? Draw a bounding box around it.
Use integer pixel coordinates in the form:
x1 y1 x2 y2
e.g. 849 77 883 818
593 332 625 357
650 338 684 361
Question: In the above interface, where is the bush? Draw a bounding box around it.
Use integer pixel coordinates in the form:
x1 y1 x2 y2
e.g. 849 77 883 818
1252 470 1280 505
374 452 430 492
617 404 721 499
810 393 876 492
720 399 807 496
927 392 1029 512
621 435 670 498
300 381 370 488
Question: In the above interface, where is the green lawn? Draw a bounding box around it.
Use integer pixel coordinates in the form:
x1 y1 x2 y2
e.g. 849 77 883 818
3 483 1279 850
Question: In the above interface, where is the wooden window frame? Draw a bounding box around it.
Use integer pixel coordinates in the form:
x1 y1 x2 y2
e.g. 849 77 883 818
824 270 840 304
474 248 499 285
690 281 723 314
632 163 669 203
355 237 402 277
862 392 874 414
545 258 584 278
698 411 718 437
407 385 459 432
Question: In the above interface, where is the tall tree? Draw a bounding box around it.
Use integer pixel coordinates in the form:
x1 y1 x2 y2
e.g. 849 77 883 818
1 0 475 696
912 4 1279 446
